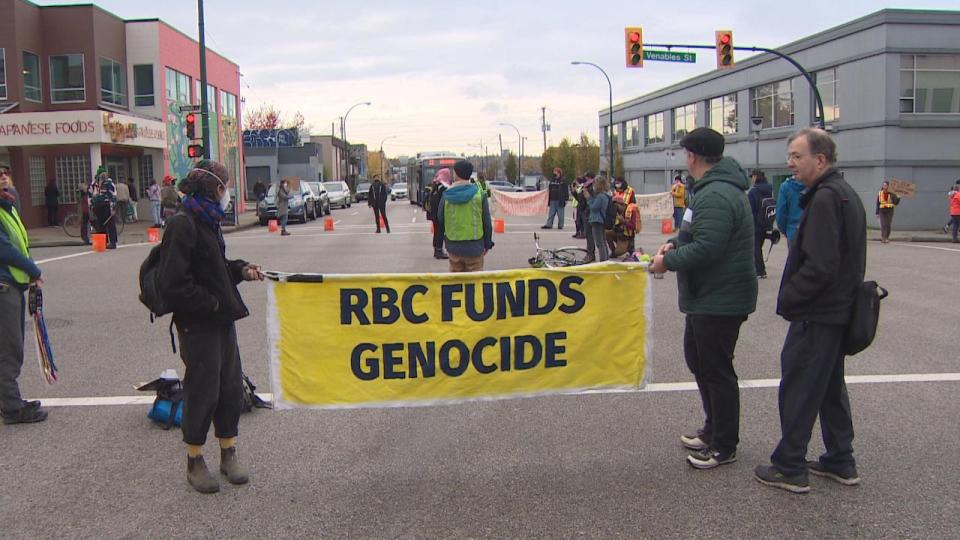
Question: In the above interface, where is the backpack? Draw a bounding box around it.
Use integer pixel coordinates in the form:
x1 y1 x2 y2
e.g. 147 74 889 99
757 197 776 231
145 378 184 430
241 373 273 411
603 194 617 230
422 187 434 215
138 243 171 320
844 281 888 356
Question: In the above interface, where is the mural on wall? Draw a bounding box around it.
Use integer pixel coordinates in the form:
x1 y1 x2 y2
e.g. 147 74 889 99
207 113 220 162
242 128 298 148
165 101 192 179
222 116 240 186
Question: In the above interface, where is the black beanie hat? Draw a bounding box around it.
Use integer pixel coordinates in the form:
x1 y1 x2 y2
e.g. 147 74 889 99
453 160 474 180
679 127 725 158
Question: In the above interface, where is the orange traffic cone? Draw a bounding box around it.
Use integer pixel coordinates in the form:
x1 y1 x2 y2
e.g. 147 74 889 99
494 219 505 234
324 217 334 231
661 219 673 234
268 219 279 233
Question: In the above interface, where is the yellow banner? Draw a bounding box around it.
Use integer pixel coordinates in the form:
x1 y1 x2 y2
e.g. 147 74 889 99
268 262 650 409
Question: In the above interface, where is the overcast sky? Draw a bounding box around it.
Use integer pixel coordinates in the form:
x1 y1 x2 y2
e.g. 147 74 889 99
34 0 960 157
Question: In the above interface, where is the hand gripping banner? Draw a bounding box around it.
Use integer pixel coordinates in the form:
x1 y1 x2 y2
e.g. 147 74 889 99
267 262 650 409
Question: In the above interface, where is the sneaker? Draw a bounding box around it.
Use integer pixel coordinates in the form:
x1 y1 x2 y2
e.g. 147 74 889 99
541 225 552 229
807 461 860 486
1 404 48 425
754 464 810 493
680 430 710 451
687 448 736 469
281 231 291 236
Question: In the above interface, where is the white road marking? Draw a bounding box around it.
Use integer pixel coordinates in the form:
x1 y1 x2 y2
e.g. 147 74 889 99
35 241 152 264
350 211 358 216
31 373 960 407
896 243 960 253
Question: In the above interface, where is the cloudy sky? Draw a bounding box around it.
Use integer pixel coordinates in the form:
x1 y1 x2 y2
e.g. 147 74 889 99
36 0 960 157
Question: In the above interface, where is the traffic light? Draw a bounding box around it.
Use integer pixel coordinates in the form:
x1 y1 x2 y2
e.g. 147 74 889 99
187 144 204 159
185 113 197 139
625 27 643 68
715 30 734 69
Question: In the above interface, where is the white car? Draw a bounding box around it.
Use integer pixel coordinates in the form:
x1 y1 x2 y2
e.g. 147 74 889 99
390 184 408 200
323 181 352 209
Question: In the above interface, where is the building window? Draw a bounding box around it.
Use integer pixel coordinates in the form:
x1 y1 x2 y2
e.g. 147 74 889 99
709 93 738 135
29 157 46 206
752 79 794 129
194 79 201 105
899 54 960 114
645 112 664 145
55 155 90 205
672 103 698 141
133 64 154 106
100 57 125 105
815 67 840 123
165 67 190 103
220 89 237 118
622 118 640 148
0 48 7 99
139 155 154 197
50 54 85 103
207 84 217 112
23 51 41 102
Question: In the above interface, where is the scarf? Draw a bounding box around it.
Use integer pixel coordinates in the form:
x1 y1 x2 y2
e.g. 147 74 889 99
181 194 224 229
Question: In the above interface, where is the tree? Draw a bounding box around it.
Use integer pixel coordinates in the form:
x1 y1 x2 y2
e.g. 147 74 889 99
505 153 518 183
243 103 308 134
368 151 387 180
484 159 498 181
575 133 600 177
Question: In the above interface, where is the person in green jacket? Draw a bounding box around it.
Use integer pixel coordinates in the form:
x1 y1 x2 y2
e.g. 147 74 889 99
649 127 757 470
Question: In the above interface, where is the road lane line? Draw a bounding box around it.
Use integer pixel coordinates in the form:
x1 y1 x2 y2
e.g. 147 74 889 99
31 373 960 407
896 243 960 253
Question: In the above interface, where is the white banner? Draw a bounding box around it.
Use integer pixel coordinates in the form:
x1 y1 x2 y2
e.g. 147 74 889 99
635 192 673 220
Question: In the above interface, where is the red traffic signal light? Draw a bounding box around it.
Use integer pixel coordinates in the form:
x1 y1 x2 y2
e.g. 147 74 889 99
185 113 197 140
187 144 204 159
625 27 643 68
715 30 734 69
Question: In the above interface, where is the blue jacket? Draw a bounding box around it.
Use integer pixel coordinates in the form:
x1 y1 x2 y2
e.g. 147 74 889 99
0 199 42 290
775 177 804 242
587 192 611 224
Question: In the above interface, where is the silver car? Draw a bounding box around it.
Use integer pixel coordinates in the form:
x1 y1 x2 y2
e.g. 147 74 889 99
324 181 352 209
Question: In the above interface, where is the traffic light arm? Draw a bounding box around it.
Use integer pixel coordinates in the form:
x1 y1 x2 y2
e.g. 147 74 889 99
641 42 825 128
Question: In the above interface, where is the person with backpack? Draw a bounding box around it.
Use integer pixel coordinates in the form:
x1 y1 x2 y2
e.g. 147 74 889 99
748 170 774 278
776 176 804 247
585 175 612 262
648 127 756 471
160 175 180 228
89 168 118 249
154 160 264 494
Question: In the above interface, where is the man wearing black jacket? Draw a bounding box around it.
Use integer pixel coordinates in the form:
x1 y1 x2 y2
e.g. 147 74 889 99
368 176 390 233
747 170 773 278
755 128 866 494
542 168 567 229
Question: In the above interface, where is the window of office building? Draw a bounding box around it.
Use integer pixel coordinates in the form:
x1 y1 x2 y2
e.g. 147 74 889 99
220 90 237 118
55 155 90 205
815 67 840 123
752 79 794 128
645 112 664 145
165 67 190 103
622 119 640 148
709 93 738 135
100 57 125 105
29 157 46 206
672 103 698 141
133 64 154 106
50 54 85 102
0 48 7 99
23 51 41 102
900 54 960 114
138 155 154 196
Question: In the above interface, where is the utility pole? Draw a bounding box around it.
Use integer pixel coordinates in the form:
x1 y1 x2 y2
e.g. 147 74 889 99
498 133 503 179
197 0 210 158
541 107 548 155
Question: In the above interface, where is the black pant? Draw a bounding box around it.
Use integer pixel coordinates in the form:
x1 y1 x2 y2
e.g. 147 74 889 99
683 314 747 455
430 218 444 250
46 204 58 226
80 211 90 244
754 232 767 276
771 321 855 478
177 322 243 445
373 205 389 232
92 204 117 246
0 283 27 413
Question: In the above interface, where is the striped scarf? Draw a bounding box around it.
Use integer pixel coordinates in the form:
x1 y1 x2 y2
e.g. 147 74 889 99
181 194 224 229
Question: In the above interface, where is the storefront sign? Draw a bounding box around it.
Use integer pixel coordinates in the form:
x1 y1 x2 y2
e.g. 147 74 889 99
0 110 166 149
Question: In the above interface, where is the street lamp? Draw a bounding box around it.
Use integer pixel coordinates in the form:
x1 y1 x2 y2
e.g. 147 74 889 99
341 101 371 186
379 135 398 183
572 61 614 177
498 122 521 183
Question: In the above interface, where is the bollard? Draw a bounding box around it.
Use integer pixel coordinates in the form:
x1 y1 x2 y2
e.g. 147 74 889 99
494 218 505 234
324 217 334 231
661 219 673 234
146 227 160 243
268 219 278 233
91 233 107 252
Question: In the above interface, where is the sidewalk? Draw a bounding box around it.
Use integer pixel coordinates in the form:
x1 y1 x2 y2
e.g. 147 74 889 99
28 209 262 248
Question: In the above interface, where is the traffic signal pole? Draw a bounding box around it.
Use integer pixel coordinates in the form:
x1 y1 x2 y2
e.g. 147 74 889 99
642 42 825 129
197 0 210 158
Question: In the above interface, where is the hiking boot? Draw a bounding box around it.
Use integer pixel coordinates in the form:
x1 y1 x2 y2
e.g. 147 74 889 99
754 464 810 494
434 250 449 260
807 461 860 486
687 448 737 469
680 429 710 451
1 403 48 425
281 230 291 236
187 455 220 493
220 447 249 485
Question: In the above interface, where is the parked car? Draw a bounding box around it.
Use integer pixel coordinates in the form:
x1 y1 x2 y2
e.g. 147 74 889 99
390 184 408 200
356 182 371 202
257 181 317 225
306 181 332 215
324 181 352 209
487 180 524 192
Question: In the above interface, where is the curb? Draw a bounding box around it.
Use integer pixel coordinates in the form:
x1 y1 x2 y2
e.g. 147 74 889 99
29 218 261 249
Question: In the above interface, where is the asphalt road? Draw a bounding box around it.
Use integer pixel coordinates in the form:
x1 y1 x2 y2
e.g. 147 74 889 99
2 200 958 538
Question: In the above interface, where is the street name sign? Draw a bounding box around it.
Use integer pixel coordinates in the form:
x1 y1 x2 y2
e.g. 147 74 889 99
643 50 696 63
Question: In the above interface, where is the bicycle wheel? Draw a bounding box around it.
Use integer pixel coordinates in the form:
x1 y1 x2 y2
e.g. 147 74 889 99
551 247 591 267
62 213 81 238
115 215 125 235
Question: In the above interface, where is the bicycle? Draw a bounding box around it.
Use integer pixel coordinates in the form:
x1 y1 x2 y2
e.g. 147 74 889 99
62 208 124 238
528 233 591 268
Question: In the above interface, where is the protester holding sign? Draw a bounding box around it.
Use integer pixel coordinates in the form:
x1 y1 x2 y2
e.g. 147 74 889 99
875 180 900 244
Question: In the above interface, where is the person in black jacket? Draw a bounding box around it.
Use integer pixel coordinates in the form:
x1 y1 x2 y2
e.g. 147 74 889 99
542 167 567 229
755 128 867 494
156 159 264 494
368 176 390 233
44 179 60 226
747 170 773 278
426 168 450 259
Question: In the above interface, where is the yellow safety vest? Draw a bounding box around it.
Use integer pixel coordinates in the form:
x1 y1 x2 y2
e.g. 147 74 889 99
878 191 895 209
0 206 32 284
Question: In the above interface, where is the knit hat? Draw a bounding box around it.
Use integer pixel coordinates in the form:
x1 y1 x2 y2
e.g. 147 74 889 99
434 168 452 187
96 165 108 175
679 127 725 158
453 160 473 181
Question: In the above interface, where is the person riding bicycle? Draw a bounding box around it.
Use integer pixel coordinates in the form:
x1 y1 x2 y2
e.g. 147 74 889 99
89 167 118 249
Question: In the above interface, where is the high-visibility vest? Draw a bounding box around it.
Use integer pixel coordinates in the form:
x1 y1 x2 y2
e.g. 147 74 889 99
0 206 32 284
614 186 636 205
443 190 484 241
672 184 686 207
878 190 895 209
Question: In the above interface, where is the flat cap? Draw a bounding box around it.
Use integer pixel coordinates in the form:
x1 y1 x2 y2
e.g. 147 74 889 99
679 127 725 158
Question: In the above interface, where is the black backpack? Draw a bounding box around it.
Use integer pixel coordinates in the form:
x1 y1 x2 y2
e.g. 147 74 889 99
844 281 888 356
138 243 170 320
603 194 617 230
757 197 776 231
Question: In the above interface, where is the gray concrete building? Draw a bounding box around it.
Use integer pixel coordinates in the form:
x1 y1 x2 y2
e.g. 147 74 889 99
243 142 322 199
598 9 960 230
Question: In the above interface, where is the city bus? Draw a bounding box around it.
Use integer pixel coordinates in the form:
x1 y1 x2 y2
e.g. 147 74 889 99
406 151 459 206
